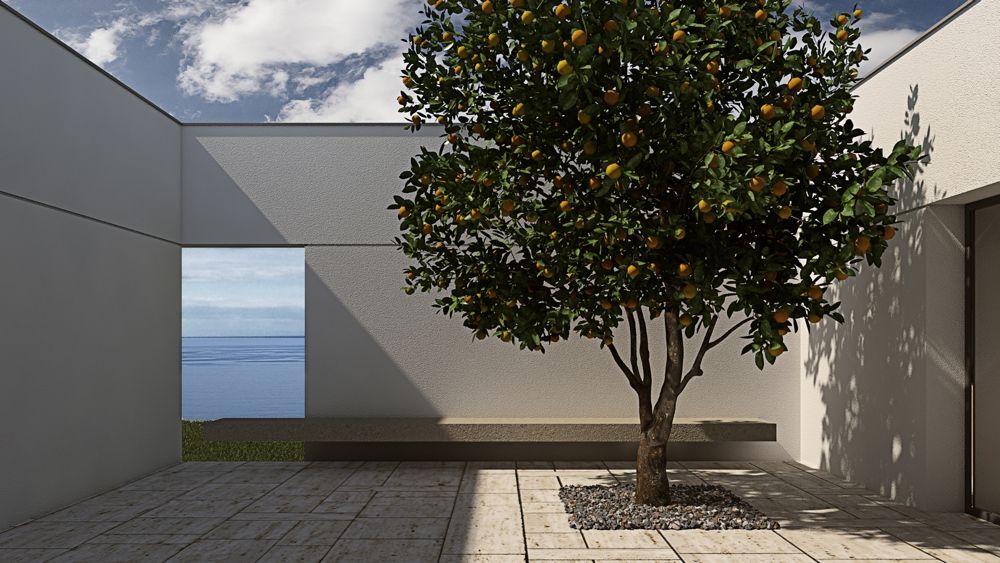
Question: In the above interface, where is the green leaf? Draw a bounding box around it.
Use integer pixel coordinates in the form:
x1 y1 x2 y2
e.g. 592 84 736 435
822 209 839 224
735 59 753 69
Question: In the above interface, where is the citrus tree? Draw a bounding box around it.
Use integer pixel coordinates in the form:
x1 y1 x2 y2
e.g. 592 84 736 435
391 0 920 505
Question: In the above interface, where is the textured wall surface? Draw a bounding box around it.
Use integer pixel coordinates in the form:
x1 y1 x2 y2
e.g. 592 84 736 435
0 197 181 530
850 0 1000 207
0 7 181 241
0 6 182 531
798 0 1000 510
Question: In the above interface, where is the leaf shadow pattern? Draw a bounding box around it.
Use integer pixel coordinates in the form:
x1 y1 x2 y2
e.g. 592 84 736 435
802 84 956 508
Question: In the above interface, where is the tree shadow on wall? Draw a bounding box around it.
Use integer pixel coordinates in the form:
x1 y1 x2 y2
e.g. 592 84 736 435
803 84 945 505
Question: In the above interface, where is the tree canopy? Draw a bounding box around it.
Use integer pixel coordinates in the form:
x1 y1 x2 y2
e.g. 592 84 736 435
392 0 920 368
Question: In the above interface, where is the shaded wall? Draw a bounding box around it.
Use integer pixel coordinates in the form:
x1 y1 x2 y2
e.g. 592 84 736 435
800 0 1000 510
182 125 802 459
0 5 182 530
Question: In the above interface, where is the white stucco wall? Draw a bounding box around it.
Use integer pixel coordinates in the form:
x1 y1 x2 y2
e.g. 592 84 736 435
182 125 802 459
0 197 181 530
0 6 181 241
0 5 182 530
800 0 999 510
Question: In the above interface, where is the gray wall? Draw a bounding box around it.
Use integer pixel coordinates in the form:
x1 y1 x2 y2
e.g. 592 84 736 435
182 125 802 459
0 5 182 530
974 202 1000 514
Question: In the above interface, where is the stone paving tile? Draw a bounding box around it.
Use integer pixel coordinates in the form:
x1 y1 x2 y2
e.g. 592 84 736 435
517 474 562 489
278 521 350 546
517 461 555 469
244 494 327 514
526 532 586 549
271 469 356 496
341 517 450 540
438 555 525 562
162 462 246 473
337 462 398 490
0 521 118 549
381 465 465 490
776 527 937 560
321 538 442 562
229 512 357 522
48 541 185 562
523 512 573 533
210 467 302 485
459 473 518 494
885 526 1000 562
257 544 332 562
202 520 297 540
949 528 1000 555
106 517 226 536
521 502 567 513
86 533 201 544
167 539 276 562
359 496 455 518
93 489 182 508
442 504 523 555
39 500 154 522
121 471 220 492
679 555 814 562
0 548 68 562
661 530 800 553
142 497 254 518
529 547 680 559
178 483 275 502
583 529 669 548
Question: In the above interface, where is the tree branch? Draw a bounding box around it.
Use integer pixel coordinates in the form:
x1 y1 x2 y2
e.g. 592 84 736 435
609 343 653 427
625 309 641 385
678 317 752 393
656 307 684 413
635 308 653 389
608 343 642 392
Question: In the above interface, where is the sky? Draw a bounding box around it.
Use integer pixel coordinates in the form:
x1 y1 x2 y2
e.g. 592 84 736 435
182 248 304 337
5 0 966 123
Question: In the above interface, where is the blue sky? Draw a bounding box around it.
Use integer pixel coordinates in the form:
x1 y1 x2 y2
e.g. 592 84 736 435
5 0 965 123
182 248 304 337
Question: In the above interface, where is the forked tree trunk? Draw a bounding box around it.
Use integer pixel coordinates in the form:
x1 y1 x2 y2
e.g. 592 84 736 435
635 395 678 505
608 306 738 506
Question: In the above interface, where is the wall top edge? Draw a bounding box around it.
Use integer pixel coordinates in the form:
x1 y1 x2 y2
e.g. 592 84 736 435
0 1 182 126
852 0 980 90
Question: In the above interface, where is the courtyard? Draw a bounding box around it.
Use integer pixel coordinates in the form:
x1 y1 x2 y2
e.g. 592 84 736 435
1 460 997 562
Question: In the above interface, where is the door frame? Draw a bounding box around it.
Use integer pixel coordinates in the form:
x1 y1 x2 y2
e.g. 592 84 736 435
965 193 1000 524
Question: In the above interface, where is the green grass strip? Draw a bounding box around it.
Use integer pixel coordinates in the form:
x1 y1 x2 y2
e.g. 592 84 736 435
182 420 304 462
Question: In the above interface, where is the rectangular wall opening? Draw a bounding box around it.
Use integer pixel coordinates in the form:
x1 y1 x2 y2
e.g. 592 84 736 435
181 248 305 421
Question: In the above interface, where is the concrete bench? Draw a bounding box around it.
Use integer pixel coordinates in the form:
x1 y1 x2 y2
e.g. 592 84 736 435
203 417 778 461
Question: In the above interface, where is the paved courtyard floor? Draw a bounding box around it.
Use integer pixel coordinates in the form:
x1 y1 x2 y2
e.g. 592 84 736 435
1 460 998 562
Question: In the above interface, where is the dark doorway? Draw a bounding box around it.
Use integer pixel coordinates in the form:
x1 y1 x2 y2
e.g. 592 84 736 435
968 195 1000 523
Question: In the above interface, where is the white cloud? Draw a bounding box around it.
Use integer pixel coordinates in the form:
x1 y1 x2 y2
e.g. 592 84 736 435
175 0 416 103
65 18 131 66
857 14 920 76
277 53 405 122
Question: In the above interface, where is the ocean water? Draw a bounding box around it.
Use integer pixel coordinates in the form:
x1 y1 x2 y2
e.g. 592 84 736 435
182 336 304 420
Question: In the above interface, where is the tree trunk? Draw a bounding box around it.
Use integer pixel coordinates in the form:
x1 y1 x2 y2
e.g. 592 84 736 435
635 396 678 506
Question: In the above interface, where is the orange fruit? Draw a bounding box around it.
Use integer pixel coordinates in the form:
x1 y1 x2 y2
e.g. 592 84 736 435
697 199 712 213
809 313 822 323
672 29 686 42
680 314 694 327
836 13 849 24
836 29 848 42
810 105 826 120
600 299 613 310
604 20 619 33
554 3 571 19
646 85 661 97
559 200 572 212
577 110 591 125
722 140 736 154
646 236 661 249
772 309 790 323
627 264 640 277
750 176 766 192
606 163 623 180
678 263 692 277
571 29 587 47
854 9 863 19
807 285 823 300
761 104 777 120
719 5 731 17
583 141 597 155
556 60 573 75
754 9 767 21
500 199 514 215
768 343 784 357
806 164 820 179
481 0 494 11
777 206 792 220
621 132 638 148
771 180 788 196
787 76 803 91
603 90 620 105
883 226 897 240
512 103 526 117
521 10 534 24
854 236 871 254
422 223 433 235
487 33 500 48
588 177 601 190
706 60 720 74
682 284 698 299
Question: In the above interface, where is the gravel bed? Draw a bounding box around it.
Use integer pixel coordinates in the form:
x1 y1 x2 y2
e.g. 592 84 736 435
559 483 779 530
